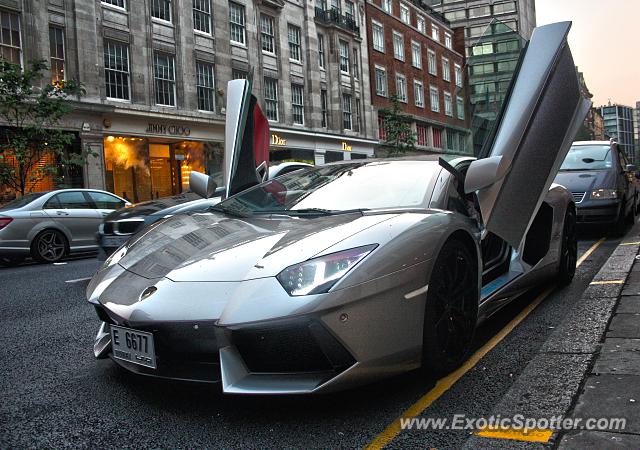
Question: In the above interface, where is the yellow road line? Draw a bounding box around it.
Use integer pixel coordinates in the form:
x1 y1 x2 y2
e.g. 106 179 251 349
363 237 607 450
620 241 640 246
476 427 553 443
589 280 624 285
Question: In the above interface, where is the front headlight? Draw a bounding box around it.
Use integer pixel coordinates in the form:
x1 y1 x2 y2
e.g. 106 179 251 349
591 189 618 200
276 245 377 296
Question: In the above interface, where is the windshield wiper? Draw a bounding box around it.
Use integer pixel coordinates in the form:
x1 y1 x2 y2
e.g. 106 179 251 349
209 204 250 218
256 208 369 216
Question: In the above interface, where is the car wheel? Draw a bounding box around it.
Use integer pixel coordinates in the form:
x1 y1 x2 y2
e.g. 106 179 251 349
0 256 25 267
31 229 68 263
557 207 577 286
422 239 478 376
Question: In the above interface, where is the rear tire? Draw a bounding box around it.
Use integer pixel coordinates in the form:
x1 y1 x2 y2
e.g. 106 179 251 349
31 229 68 263
422 239 478 376
557 207 577 286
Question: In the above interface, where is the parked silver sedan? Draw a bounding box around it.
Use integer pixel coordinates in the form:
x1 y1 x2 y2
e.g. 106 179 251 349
0 189 129 265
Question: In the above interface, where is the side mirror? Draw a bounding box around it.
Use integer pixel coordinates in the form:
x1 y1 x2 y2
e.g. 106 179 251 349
189 171 217 199
626 164 637 173
464 156 505 194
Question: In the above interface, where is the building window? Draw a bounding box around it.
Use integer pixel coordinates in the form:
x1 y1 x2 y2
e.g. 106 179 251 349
416 15 425 33
339 40 350 73
444 92 452 116
151 0 171 22
456 96 464 120
395 74 407 102
372 21 384 52
196 61 215 111
103 40 130 100
400 3 410 23
393 31 404 61
416 124 427 146
102 0 126 9
49 27 65 84
433 128 442 148
414 80 424 108
375 66 387 97
260 15 275 53
411 41 421 69
232 69 247 79
291 84 304 124
344 0 355 21
318 34 325 68
229 2 245 44
497 59 518 72
264 77 278 121
471 42 494 56
494 1 516 14
445 9 466 21
378 115 387 140
431 24 439 41
496 40 519 53
353 47 359 79
288 24 301 62
355 98 362 132
0 10 21 65
427 49 437 75
444 32 452 49
342 93 352 130
454 63 462 87
321 89 328 127
469 5 491 18
430 86 439 112
442 57 450 81
153 52 176 106
193 0 212 34
381 0 392 14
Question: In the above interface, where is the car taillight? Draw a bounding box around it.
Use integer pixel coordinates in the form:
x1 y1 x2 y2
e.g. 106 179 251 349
0 217 13 230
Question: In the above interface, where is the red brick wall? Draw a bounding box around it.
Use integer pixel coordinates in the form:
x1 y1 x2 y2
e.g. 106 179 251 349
365 0 467 129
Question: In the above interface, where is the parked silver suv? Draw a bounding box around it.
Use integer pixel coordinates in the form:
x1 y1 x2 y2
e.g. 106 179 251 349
0 189 129 265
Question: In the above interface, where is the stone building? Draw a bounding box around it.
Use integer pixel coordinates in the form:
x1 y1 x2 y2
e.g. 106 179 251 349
365 0 470 155
0 0 377 202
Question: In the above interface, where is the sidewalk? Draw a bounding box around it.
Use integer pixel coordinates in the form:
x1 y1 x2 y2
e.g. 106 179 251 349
559 227 640 448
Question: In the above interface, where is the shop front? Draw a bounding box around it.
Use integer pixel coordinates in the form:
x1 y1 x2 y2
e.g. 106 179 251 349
97 115 225 203
268 128 376 166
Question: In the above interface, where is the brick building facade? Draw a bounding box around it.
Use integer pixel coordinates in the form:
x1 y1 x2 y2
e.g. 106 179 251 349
365 0 470 155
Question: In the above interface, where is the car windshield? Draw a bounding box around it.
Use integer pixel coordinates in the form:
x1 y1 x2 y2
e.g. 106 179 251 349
0 192 46 210
216 161 440 215
560 145 613 171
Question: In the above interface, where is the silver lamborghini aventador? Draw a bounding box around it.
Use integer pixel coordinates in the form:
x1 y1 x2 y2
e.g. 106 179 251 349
87 22 591 394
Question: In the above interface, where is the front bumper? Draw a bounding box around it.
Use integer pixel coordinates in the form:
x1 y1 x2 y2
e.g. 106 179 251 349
576 199 621 224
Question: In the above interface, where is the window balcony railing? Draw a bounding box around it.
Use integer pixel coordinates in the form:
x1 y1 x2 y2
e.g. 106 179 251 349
314 7 360 35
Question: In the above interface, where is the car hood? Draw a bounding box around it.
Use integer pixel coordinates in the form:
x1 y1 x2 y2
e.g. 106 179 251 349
555 170 614 193
105 193 204 221
115 211 398 282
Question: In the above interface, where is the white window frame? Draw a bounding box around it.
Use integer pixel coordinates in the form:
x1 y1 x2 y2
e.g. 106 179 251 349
411 40 421 69
454 63 462 87
104 40 130 101
288 24 302 62
381 0 392 13
49 26 65 84
395 73 407 103
372 20 385 52
400 3 410 23
229 2 246 45
193 0 212 35
260 15 276 54
414 79 424 108
195 60 215 112
430 85 439 112
431 24 439 41
444 32 452 49
318 33 325 69
456 96 465 120
392 31 404 61
427 49 437 76
342 93 353 130
153 52 176 106
151 0 172 23
339 40 350 73
444 91 452 116
442 57 450 82
416 15 425 33
375 65 387 97
101 0 126 10
264 77 279 121
291 84 304 125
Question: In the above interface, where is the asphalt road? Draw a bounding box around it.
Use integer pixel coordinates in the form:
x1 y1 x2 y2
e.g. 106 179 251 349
0 231 623 449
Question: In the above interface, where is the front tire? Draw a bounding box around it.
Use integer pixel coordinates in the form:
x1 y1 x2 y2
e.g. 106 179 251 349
422 239 478 375
31 229 68 263
557 207 577 286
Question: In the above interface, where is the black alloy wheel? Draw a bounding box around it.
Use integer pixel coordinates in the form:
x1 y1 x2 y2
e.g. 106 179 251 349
557 207 577 286
32 229 67 263
422 239 478 376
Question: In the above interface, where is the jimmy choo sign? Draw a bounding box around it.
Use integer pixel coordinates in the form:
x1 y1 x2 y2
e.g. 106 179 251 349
146 123 191 136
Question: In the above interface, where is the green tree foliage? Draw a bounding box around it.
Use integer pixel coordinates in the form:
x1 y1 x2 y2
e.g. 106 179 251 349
0 59 87 195
378 95 417 157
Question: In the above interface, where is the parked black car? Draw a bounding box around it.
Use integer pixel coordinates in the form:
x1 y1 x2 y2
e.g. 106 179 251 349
555 140 639 233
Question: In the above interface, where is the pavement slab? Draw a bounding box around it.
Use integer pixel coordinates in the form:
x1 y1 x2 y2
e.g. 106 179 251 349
568 374 640 434
616 296 640 313
559 430 640 449
606 313 640 339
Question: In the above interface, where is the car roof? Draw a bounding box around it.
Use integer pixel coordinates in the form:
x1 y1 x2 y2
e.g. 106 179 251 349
572 140 615 147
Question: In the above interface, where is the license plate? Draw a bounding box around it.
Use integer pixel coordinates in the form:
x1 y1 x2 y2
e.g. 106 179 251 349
110 325 156 369
101 235 129 248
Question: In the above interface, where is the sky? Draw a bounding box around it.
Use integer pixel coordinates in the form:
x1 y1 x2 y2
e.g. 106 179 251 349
535 0 640 108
